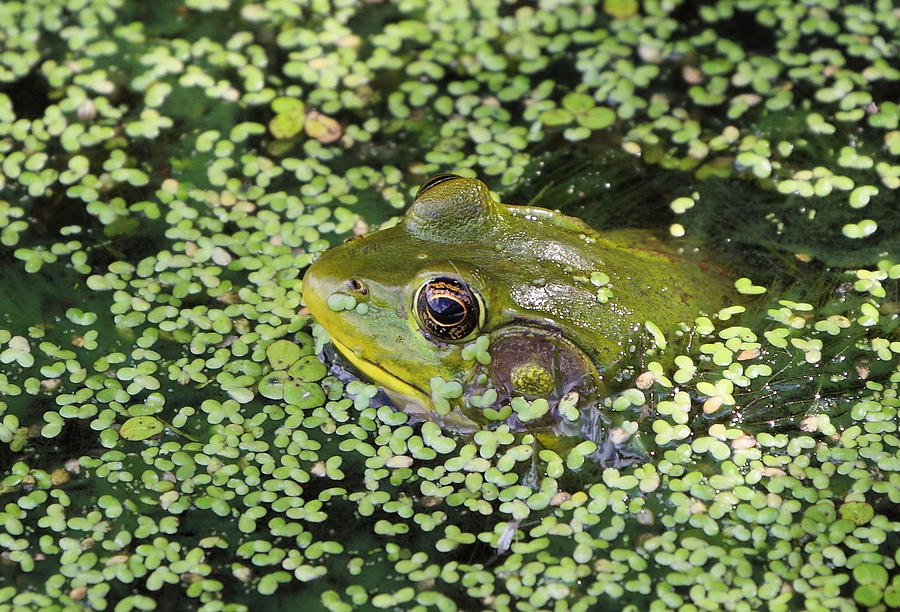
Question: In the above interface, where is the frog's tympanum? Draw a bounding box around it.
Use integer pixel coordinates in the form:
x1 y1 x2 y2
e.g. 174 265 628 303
303 174 732 443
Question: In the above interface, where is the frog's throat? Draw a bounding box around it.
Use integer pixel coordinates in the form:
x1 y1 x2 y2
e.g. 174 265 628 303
329 337 430 406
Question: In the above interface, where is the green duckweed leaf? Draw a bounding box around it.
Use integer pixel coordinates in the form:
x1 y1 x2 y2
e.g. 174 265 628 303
266 339 301 370
119 416 165 441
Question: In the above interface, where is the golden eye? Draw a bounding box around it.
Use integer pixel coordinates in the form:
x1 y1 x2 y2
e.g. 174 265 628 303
414 277 483 342
415 173 461 199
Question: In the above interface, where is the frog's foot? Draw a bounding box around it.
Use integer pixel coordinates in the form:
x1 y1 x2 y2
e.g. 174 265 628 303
593 437 645 468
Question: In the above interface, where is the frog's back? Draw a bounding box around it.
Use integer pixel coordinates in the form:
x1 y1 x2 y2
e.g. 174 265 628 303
488 210 734 368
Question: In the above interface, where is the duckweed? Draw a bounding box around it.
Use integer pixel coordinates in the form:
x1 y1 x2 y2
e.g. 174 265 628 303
1 0 898 610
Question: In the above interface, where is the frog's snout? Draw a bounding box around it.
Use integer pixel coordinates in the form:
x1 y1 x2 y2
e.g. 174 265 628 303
303 257 371 325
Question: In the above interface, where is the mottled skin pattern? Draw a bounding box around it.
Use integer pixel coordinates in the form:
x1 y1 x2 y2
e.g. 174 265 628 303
303 176 733 428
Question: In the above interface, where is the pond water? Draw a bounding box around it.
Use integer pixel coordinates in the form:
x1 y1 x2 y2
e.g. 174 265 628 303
0 1 897 610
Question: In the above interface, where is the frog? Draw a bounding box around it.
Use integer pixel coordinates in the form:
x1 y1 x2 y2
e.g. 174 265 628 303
302 173 734 441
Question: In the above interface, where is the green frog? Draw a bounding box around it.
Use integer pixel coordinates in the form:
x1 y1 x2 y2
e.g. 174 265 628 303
302 174 733 439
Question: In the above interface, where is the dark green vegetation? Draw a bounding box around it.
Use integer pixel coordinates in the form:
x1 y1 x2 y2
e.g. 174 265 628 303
0 0 897 610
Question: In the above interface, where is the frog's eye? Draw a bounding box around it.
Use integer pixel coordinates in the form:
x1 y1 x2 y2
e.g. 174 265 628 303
415 173 462 199
414 277 483 342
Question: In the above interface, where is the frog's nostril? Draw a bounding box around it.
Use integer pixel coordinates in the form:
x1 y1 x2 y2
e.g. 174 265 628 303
346 278 368 295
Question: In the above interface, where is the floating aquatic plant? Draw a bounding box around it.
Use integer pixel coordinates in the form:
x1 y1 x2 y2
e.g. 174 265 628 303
0 0 897 610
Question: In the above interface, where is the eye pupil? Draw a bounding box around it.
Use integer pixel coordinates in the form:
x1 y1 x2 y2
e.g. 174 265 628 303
428 296 465 325
415 276 482 342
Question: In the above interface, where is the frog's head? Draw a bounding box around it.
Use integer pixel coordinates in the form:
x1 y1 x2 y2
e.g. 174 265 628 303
302 175 507 420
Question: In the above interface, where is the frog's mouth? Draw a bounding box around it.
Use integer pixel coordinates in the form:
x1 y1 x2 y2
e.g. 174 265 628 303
329 337 431 406
329 336 482 433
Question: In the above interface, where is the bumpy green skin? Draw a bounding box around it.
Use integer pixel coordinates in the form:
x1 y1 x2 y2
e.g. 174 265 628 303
303 177 732 424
